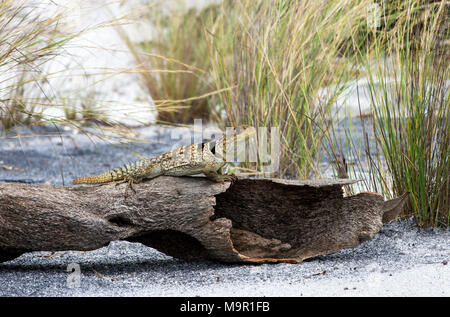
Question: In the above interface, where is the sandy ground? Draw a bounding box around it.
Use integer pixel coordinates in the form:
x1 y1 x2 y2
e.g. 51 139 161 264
0 125 448 297
0 221 448 297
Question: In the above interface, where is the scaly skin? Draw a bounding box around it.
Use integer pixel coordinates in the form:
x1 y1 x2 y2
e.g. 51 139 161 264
73 126 254 192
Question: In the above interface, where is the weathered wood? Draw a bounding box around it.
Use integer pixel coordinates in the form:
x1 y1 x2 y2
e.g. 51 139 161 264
0 177 408 264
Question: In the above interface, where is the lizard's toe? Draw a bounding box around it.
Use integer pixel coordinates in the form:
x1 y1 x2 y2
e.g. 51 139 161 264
224 174 238 183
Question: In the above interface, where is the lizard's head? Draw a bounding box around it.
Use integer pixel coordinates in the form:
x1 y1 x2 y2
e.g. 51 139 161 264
224 125 256 146
214 125 256 161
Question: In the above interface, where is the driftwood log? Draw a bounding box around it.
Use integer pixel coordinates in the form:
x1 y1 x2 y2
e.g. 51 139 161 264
0 177 408 264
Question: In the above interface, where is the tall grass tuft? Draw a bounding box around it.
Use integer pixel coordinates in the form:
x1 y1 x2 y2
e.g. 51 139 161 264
355 0 449 227
207 0 370 178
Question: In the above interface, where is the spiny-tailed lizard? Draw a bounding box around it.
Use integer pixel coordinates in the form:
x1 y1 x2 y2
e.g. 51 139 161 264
73 126 254 192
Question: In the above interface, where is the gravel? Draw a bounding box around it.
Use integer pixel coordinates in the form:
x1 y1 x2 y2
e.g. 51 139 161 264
0 125 449 297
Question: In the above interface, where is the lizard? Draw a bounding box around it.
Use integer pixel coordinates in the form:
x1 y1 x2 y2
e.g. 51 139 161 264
72 125 255 193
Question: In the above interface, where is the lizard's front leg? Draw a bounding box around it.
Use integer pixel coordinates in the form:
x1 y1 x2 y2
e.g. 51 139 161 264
204 169 237 183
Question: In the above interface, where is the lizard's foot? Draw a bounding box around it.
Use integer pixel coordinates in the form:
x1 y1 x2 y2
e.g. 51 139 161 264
116 177 142 196
205 171 237 184
115 179 127 186
222 173 238 183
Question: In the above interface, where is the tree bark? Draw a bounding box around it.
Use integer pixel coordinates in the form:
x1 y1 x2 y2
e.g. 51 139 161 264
0 177 408 264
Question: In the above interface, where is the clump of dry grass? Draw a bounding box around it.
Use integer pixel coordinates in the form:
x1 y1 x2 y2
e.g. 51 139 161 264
0 0 77 131
121 1 221 124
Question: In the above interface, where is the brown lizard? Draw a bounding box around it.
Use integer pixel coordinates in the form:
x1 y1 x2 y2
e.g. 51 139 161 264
72 126 255 192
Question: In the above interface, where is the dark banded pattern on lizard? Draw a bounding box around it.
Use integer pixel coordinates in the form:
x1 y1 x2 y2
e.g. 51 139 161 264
72 126 255 192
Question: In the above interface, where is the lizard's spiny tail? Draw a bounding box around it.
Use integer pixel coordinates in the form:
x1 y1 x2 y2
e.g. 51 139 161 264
72 172 116 185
